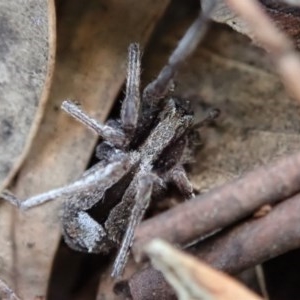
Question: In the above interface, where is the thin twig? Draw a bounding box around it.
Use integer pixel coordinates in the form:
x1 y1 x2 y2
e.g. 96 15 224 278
192 192 300 273
133 151 300 260
127 192 300 299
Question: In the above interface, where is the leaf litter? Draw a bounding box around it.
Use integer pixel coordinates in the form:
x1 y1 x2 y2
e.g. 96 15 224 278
0 0 55 191
0 0 170 298
2 0 300 298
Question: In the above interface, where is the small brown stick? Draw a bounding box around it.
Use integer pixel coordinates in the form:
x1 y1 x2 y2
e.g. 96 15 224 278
127 192 300 299
192 192 300 272
133 152 300 260
225 0 300 101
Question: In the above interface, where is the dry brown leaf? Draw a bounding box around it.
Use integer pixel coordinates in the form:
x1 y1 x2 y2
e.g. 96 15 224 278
202 0 254 39
180 26 300 190
2 1 299 297
203 0 300 49
129 6 299 297
142 13 300 191
0 0 56 191
0 0 170 298
144 239 262 300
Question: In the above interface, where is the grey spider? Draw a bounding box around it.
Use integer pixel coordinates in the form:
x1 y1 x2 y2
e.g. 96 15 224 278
1 3 218 278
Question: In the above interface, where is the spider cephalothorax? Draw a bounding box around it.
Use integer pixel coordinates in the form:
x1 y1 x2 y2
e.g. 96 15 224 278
1 3 218 278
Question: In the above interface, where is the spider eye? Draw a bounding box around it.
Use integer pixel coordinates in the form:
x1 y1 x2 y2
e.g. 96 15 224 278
173 97 193 117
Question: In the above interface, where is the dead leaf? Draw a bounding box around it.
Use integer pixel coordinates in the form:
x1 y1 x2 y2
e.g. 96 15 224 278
142 13 300 191
203 0 300 49
283 0 300 5
0 0 55 191
144 239 262 300
203 0 254 39
2 1 299 297
183 26 300 190
0 0 170 298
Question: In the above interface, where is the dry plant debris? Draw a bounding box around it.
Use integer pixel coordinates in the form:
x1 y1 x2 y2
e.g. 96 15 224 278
224 0 300 102
1 2 217 280
125 0 300 297
281 0 300 5
0 0 55 191
191 191 300 274
203 0 300 48
133 152 300 259
143 239 262 300
1 0 300 298
128 190 300 298
0 0 170 298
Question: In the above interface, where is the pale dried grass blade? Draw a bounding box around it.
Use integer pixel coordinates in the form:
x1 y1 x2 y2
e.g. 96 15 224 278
144 239 262 300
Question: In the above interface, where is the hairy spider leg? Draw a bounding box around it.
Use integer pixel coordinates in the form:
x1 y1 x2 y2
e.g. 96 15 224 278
143 1 217 105
193 108 220 129
1 155 130 210
120 43 141 136
167 165 195 199
111 173 155 278
61 100 126 148
0 190 19 207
